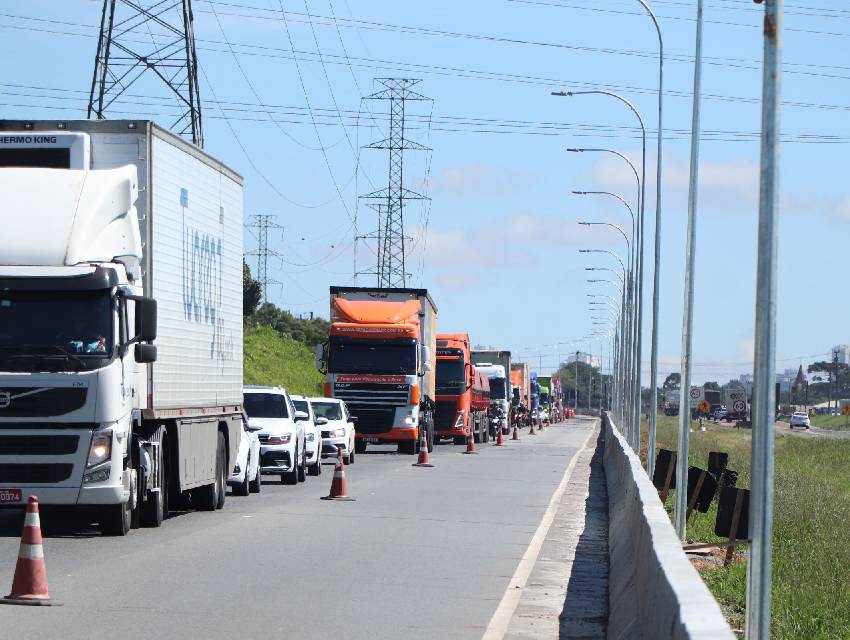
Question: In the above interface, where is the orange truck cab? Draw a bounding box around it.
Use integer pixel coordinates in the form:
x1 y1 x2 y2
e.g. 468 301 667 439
319 287 437 455
434 334 491 445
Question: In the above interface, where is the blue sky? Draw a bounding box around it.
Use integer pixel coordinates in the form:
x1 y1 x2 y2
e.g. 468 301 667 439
1 0 847 384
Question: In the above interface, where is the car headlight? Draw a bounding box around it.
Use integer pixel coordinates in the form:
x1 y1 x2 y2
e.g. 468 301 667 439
87 430 112 468
266 433 291 445
306 432 315 442
332 428 346 438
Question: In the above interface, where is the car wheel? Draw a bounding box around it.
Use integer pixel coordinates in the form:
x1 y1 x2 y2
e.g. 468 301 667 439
234 457 250 497
346 447 354 464
249 463 262 493
297 450 307 483
283 447 298 485
308 452 322 476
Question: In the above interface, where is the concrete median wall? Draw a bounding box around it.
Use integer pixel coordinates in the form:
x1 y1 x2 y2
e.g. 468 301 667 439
603 415 735 640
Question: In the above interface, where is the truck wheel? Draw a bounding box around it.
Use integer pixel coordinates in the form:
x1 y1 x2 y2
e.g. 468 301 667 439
99 500 131 536
140 428 168 527
398 440 415 455
354 440 367 454
453 436 466 446
215 433 227 510
195 432 225 511
249 464 262 493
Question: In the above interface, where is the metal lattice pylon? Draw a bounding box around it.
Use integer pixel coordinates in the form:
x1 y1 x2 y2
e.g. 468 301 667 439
88 0 204 147
360 79 430 288
246 215 283 304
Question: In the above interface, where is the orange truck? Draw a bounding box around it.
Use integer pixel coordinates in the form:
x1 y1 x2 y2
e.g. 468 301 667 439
434 334 492 445
318 286 437 455
510 362 531 408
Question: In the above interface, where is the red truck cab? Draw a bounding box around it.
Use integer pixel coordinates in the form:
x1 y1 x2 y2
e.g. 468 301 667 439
434 334 491 444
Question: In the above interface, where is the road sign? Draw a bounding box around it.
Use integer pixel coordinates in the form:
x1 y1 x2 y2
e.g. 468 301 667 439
690 388 701 400
733 399 747 413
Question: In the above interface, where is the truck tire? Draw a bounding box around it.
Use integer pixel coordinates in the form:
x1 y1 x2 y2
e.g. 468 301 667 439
453 436 466 446
195 432 225 511
249 464 262 493
140 428 168 527
215 432 227 510
99 500 131 536
398 440 416 455
354 439 367 454
282 446 299 485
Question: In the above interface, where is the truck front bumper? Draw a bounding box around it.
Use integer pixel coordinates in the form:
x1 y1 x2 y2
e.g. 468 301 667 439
356 426 418 444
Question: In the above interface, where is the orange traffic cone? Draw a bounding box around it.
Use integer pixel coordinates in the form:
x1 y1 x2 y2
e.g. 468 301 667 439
462 430 478 455
1 497 59 606
511 425 520 441
412 430 434 467
321 448 355 501
494 426 504 446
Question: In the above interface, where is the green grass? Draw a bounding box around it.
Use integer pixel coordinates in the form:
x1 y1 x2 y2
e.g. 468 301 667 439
642 414 850 639
243 325 324 396
808 414 850 431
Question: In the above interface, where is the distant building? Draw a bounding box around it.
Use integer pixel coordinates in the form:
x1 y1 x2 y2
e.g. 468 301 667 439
832 345 850 366
566 351 601 369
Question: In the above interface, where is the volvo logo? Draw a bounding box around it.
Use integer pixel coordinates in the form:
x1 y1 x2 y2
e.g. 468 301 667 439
0 392 10 409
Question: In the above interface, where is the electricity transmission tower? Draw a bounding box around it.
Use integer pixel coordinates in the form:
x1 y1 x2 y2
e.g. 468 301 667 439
246 215 283 304
87 0 204 147
359 79 430 288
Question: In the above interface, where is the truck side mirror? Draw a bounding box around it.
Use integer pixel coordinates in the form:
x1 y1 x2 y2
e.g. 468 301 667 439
421 345 431 363
315 343 325 370
134 343 157 363
135 297 158 342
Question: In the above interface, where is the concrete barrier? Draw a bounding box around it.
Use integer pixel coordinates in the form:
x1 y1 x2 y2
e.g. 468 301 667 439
603 414 735 640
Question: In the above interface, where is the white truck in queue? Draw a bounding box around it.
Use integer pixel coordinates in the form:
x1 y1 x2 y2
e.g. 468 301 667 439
471 350 512 435
0 120 243 535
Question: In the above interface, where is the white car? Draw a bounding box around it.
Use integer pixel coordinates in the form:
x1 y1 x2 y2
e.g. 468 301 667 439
311 397 357 465
789 412 810 429
243 386 307 485
228 413 262 496
290 395 323 477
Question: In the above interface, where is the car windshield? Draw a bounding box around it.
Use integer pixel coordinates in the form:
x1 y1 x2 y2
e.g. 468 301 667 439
0 290 113 371
436 357 465 394
312 401 343 421
244 393 289 419
488 377 506 399
327 338 417 375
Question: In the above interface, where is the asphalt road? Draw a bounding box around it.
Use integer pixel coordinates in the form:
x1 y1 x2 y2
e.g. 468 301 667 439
0 418 596 640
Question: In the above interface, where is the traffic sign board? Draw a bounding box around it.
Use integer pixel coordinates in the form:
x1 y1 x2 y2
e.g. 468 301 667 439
690 388 701 400
733 400 746 413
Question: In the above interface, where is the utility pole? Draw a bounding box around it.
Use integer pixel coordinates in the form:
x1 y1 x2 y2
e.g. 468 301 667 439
88 0 203 147
575 351 580 410
246 215 283 304
359 79 431 288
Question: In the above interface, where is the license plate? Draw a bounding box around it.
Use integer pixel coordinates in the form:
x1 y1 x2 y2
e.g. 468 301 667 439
363 438 381 444
0 489 22 504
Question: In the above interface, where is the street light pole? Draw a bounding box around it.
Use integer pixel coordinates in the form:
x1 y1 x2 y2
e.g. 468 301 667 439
747 1 782 638
674 0 703 541
632 0 665 481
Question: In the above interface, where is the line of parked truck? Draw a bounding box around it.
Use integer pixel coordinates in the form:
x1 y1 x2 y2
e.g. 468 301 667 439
0 119 568 538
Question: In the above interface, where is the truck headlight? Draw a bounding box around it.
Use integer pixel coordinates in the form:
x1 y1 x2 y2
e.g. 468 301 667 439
403 416 415 425
87 430 112 468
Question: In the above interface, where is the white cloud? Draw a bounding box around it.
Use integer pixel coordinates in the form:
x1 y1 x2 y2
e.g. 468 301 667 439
425 162 534 196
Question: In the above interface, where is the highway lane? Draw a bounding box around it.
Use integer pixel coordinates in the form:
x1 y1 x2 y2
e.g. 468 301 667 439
0 418 596 640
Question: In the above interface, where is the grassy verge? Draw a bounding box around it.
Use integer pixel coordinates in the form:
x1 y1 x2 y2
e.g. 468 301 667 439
641 414 850 639
808 414 850 431
244 325 324 396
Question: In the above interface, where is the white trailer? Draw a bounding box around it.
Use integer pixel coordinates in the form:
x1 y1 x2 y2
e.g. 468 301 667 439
0 120 243 535
471 350 512 432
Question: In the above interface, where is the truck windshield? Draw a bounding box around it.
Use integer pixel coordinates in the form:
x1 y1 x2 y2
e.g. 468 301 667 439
540 392 550 404
488 377 506 400
244 393 289 419
0 290 113 372
327 338 417 375
436 358 465 394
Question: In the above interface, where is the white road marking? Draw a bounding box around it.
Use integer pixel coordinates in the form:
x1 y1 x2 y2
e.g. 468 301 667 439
481 422 598 640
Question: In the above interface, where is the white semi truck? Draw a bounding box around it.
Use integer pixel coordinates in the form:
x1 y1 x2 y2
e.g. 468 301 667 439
0 120 243 535
471 350 512 434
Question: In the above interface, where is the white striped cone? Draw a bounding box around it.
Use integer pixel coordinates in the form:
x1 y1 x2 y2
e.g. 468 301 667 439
321 447 355 500
413 431 433 467
2 496 54 605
